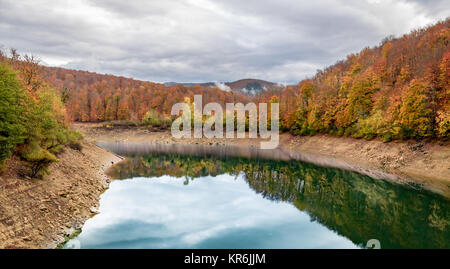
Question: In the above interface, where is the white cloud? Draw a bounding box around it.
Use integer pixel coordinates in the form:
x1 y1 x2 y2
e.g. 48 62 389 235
214 82 231 92
0 0 447 84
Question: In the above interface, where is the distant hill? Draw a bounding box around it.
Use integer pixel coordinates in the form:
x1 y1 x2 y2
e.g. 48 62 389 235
226 79 280 95
164 79 280 96
36 66 250 122
163 82 216 87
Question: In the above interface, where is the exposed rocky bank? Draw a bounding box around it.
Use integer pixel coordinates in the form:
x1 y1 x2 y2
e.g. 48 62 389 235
0 142 121 248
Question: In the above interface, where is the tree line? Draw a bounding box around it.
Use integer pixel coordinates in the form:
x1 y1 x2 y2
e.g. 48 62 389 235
2 18 448 156
260 19 449 141
39 65 251 124
38 19 448 141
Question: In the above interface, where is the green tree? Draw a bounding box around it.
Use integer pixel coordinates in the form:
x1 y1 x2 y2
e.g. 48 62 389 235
396 81 435 138
18 86 82 177
0 61 28 170
142 109 172 128
1 56 82 177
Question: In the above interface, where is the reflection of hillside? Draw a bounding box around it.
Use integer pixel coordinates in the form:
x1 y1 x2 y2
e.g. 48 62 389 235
107 154 450 249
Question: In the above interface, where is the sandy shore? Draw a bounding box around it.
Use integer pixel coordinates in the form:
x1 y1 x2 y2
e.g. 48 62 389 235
0 142 121 249
74 123 450 198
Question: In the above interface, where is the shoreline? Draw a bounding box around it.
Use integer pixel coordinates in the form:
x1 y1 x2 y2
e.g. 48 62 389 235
1 123 448 248
0 141 121 249
74 123 450 198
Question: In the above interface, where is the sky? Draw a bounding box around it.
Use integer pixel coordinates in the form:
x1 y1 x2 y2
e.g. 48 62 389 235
0 0 448 84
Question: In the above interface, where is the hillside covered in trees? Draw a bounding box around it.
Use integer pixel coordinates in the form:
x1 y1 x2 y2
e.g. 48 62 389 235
0 52 81 177
270 19 449 141
39 19 448 141
39 66 251 123
2 19 449 143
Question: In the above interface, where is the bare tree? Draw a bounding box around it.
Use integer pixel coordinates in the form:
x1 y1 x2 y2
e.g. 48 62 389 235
21 54 42 93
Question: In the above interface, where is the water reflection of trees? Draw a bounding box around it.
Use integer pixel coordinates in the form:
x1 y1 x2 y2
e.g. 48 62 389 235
107 154 449 249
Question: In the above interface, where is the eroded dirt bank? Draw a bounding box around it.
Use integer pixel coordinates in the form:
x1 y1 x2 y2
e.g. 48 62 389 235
74 123 450 197
0 142 121 249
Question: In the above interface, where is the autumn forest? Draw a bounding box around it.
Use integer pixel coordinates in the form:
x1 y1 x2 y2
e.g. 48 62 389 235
15 20 450 140
0 19 449 177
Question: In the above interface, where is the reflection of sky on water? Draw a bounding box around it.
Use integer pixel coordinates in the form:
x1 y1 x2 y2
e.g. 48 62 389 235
69 174 358 249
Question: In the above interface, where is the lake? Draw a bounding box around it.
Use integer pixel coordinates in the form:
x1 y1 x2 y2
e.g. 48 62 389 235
65 143 450 249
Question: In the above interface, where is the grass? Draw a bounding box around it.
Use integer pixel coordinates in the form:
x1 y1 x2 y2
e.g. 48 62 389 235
56 228 82 249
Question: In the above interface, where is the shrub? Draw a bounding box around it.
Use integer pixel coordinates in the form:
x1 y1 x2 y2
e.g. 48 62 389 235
103 120 139 128
354 110 388 139
142 109 172 129
383 132 393 143
437 110 449 139
20 141 59 178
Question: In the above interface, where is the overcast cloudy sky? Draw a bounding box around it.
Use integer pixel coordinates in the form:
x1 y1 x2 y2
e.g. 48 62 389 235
0 0 448 84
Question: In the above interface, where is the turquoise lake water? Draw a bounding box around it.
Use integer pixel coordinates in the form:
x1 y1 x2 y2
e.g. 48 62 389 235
65 149 449 249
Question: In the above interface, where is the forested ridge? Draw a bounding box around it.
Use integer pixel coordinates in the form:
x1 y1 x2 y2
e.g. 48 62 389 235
39 66 250 123
38 19 449 140
266 19 450 140
1 19 449 150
